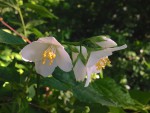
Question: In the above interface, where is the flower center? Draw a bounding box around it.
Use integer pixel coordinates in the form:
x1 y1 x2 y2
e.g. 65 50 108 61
42 46 56 65
95 57 111 70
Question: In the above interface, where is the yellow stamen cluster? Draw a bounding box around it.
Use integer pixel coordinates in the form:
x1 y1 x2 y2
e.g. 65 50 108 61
42 47 56 65
95 57 111 70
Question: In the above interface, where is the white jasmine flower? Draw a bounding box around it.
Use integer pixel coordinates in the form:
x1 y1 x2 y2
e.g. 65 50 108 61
73 37 127 87
21 37 73 76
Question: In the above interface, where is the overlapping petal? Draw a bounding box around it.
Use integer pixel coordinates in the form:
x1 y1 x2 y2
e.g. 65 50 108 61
96 36 117 48
35 59 57 76
87 49 112 67
38 37 63 48
56 47 73 72
21 42 49 62
73 58 86 81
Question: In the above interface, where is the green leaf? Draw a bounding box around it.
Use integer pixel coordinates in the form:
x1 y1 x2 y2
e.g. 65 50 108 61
73 77 136 107
92 78 135 107
53 68 77 87
26 20 46 28
88 103 109 113
45 69 137 108
82 39 102 49
109 107 126 113
130 90 150 104
24 4 58 19
68 45 79 53
31 28 43 37
73 84 115 106
41 77 70 91
27 84 36 98
0 29 25 45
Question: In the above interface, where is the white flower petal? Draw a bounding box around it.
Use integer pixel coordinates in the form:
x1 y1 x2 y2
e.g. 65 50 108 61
20 42 49 62
35 59 57 76
96 37 117 48
56 47 73 72
73 58 86 81
78 46 88 59
90 65 100 74
84 67 92 87
108 44 127 52
87 49 112 67
38 37 63 48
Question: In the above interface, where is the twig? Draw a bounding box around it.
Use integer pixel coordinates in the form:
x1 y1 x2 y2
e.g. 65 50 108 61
0 17 31 43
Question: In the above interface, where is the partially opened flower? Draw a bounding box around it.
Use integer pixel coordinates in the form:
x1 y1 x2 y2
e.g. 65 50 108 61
21 37 73 76
73 36 127 87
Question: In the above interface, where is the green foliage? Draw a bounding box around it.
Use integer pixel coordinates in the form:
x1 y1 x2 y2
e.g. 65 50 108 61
0 0 150 113
24 3 58 19
0 29 25 44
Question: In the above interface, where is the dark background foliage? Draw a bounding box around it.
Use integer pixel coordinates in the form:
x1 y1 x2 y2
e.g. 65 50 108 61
0 0 150 113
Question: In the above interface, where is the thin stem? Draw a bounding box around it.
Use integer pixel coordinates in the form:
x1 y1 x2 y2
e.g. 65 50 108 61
16 2 26 37
36 74 40 100
0 18 31 43
80 42 82 53
61 41 80 46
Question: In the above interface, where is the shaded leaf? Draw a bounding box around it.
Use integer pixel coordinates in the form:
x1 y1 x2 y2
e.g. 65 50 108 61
41 77 70 91
0 67 20 83
0 29 25 45
130 90 150 104
73 84 115 106
92 78 135 107
109 107 126 113
24 4 58 19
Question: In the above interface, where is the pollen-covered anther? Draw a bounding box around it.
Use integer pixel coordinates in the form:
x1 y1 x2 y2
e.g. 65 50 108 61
95 57 111 70
42 47 56 65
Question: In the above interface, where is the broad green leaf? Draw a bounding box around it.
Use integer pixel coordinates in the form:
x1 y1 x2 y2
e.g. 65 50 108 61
130 90 150 104
92 78 135 107
40 68 142 110
72 77 137 107
41 77 70 91
24 4 58 19
0 29 25 45
109 107 126 113
88 103 109 113
53 68 77 87
73 84 115 106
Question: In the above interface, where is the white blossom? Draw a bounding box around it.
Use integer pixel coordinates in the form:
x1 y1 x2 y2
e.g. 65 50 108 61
73 37 127 87
21 37 73 76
